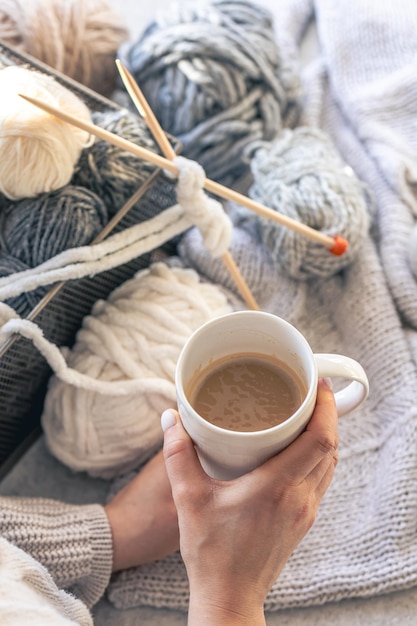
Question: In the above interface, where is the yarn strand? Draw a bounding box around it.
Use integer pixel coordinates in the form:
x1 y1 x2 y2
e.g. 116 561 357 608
0 205 189 301
1 317 177 396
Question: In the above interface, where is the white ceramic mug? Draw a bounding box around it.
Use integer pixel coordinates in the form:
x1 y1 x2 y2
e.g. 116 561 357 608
175 311 369 480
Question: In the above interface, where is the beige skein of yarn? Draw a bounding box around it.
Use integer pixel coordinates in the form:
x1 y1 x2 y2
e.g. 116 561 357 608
0 0 129 96
0 66 93 199
41 262 234 478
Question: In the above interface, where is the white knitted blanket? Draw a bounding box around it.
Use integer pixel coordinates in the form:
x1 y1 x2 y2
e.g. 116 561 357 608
107 0 417 611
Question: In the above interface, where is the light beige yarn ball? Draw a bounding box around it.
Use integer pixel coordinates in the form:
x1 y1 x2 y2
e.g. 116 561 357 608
0 66 93 199
41 262 233 478
0 0 129 96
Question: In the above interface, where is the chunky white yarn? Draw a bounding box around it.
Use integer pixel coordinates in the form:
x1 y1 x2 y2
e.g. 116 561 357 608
0 66 93 199
0 151 233 476
40 262 232 477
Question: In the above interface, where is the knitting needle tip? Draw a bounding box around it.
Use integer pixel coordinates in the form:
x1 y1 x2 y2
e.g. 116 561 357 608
329 236 348 256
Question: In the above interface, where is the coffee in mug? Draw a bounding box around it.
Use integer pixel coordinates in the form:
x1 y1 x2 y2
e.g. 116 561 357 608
176 311 369 480
187 352 308 432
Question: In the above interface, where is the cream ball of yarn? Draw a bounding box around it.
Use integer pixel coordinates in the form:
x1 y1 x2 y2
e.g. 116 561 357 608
0 66 93 200
41 262 233 478
0 0 129 96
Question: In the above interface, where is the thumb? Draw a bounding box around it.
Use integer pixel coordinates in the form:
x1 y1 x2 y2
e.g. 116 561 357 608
161 409 208 502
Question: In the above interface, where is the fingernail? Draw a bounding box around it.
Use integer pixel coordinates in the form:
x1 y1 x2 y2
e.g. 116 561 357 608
322 377 333 390
161 409 177 432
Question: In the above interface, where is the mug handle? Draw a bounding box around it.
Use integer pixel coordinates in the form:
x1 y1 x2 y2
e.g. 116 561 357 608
314 354 369 416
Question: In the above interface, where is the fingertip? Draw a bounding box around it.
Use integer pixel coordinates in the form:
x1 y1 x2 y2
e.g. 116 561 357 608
161 409 178 432
161 409 208 499
320 377 333 391
313 379 338 437
317 378 337 412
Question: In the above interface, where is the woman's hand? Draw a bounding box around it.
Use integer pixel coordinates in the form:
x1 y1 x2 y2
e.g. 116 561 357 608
161 378 338 626
104 449 179 572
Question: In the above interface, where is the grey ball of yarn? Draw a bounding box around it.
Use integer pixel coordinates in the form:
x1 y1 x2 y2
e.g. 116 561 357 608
239 127 370 280
123 0 300 184
0 185 108 267
72 108 157 217
0 254 48 317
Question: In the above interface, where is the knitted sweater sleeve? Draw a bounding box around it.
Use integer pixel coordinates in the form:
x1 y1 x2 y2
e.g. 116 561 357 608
0 496 113 609
0 537 93 625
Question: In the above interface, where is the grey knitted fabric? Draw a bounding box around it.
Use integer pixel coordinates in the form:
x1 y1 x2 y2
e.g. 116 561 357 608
109 227 417 611
308 0 417 332
107 0 417 612
0 497 113 609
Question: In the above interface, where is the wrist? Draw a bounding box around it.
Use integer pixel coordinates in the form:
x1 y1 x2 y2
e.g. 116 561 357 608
188 602 266 626
188 585 266 626
103 502 126 572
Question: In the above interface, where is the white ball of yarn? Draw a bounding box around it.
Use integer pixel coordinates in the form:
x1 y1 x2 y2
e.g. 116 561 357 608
41 262 233 478
0 66 93 199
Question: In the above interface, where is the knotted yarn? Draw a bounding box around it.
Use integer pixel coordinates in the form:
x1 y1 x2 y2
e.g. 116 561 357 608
241 127 370 279
0 0 129 97
72 108 158 218
173 156 233 256
0 66 93 199
40 262 233 477
122 0 300 183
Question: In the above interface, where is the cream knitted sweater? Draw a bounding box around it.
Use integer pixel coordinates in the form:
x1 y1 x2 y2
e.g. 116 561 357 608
0 497 113 623
0 539 91 626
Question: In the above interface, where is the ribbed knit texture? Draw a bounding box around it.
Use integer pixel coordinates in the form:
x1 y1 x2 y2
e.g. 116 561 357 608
310 0 417 331
0 537 93 625
107 0 417 611
0 497 113 609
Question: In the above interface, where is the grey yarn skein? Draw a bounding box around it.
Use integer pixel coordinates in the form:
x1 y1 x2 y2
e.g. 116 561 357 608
123 0 300 184
0 186 108 268
72 109 157 217
241 127 370 279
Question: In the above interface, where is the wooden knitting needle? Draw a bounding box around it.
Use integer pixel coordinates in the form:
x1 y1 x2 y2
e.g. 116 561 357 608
18 92 348 256
115 59 260 311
